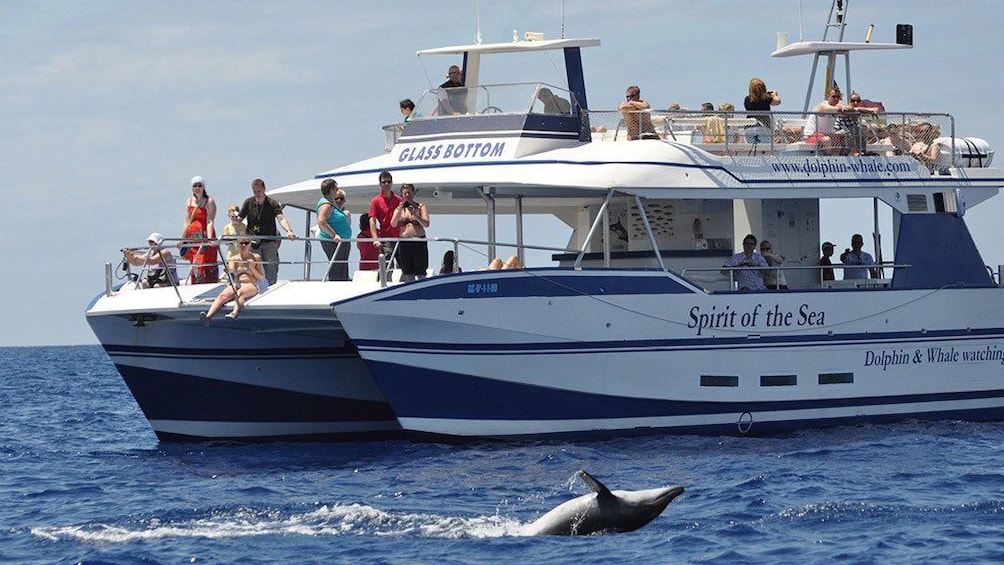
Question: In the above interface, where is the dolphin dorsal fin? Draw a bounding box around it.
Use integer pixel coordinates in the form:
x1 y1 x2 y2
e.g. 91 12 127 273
579 470 614 498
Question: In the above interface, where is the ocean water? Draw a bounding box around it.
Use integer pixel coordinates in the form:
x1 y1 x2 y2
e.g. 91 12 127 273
3 346 1004 564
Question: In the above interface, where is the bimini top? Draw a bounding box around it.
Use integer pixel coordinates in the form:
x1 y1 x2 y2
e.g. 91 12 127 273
417 37 600 57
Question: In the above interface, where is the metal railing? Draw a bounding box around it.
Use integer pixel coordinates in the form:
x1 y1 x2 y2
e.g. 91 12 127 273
107 235 582 297
410 82 579 119
686 263 911 291
583 109 959 166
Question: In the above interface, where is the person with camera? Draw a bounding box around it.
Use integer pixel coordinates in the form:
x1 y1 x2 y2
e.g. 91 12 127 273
840 233 879 280
122 232 179 289
721 234 767 291
743 78 781 144
391 183 430 281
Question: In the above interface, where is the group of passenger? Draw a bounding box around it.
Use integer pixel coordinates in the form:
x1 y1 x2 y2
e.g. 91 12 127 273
614 78 783 144
723 233 879 291
610 77 899 156
125 175 299 323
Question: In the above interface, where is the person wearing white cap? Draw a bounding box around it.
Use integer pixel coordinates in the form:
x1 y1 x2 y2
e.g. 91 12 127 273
180 175 219 284
121 232 179 288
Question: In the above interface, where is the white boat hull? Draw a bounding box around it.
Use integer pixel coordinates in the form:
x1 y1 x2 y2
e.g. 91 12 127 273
334 269 1004 440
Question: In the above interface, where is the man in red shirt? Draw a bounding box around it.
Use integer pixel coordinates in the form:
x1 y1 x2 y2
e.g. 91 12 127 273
368 170 402 266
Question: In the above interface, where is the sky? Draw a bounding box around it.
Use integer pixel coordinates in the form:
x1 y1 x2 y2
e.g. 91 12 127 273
2 0 1002 347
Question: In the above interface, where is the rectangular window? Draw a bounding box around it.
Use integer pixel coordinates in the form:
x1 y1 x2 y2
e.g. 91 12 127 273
700 375 739 387
819 372 854 385
760 374 797 387
907 193 929 212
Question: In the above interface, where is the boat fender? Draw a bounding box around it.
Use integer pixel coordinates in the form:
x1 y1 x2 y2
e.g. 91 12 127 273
934 137 994 169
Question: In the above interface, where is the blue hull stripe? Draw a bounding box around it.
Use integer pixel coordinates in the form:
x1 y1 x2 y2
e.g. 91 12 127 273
405 408 1004 442
115 363 397 424
103 343 359 359
367 360 1004 422
354 327 1004 354
365 271 695 301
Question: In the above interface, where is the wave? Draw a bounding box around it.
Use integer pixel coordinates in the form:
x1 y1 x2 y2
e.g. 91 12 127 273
31 502 528 542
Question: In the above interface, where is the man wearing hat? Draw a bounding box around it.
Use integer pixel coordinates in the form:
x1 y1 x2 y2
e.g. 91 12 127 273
121 232 179 288
819 241 835 282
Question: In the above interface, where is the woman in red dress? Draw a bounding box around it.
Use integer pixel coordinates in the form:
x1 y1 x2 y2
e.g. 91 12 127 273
181 175 219 284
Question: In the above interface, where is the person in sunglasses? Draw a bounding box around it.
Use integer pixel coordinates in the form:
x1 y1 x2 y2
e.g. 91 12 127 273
618 85 658 140
180 175 219 284
200 238 264 324
803 88 849 152
437 64 467 115
122 232 178 289
368 170 402 266
316 178 351 281
222 204 247 261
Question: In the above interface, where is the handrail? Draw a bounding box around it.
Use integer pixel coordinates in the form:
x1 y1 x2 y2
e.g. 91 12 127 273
410 81 579 119
584 109 957 165
112 235 582 292
113 234 917 295
685 263 911 289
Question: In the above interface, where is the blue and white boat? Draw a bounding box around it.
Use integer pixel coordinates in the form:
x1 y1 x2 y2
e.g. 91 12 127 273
85 280 399 441
87 1 1003 442
299 4 1002 440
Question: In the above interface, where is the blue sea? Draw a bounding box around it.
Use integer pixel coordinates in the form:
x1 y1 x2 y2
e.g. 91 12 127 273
4 345 1004 564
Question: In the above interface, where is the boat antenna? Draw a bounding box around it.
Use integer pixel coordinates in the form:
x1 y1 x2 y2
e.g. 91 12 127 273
798 0 804 41
560 0 566 39
475 0 483 44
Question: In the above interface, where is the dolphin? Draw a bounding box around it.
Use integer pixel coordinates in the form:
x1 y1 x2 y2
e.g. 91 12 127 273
522 470 685 536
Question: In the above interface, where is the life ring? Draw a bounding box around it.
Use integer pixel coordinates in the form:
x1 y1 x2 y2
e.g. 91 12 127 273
737 411 753 434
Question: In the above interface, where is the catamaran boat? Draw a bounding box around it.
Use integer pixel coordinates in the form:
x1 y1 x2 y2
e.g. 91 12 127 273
88 2 1002 442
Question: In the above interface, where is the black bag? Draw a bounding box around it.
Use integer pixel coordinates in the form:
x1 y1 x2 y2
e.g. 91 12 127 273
146 268 169 287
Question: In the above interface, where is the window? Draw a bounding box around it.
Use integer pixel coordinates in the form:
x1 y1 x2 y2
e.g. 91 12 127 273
700 375 739 387
760 374 797 387
819 372 854 385
907 194 928 212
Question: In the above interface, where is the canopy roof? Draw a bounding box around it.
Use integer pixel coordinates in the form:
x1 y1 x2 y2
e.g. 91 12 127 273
417 37 600 57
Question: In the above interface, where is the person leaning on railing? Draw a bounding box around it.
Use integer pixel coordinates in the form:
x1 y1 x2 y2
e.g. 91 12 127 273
121 232 179 289
618 85 658 140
